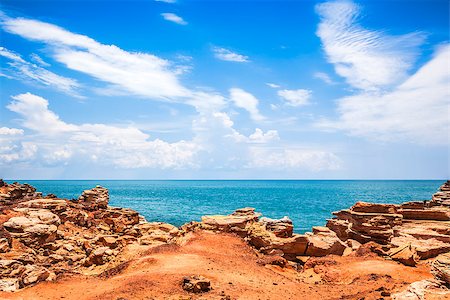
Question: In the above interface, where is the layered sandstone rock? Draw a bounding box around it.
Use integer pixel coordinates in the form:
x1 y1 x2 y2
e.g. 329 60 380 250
0 181 179 292
327 202 402 245
326 188 450 261
1 179 450 294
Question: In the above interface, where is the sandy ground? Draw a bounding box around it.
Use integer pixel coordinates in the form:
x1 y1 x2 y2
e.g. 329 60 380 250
0 231 435 300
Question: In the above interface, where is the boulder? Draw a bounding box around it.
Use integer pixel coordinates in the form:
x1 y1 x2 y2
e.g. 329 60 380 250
0 279 20 292
182 275 211 293
391 279 449 300
260 216 293 238
98 236 118 248
85 246 113 266
388 244 420 267
20 265 51 286
305 227 347 257
431 253 450 286
3 209 59 246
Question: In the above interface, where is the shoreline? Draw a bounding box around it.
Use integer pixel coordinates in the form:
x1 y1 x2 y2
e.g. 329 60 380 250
0 179 449 299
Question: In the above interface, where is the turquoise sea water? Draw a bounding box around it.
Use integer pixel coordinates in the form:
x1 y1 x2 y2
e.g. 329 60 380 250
10 180 442 233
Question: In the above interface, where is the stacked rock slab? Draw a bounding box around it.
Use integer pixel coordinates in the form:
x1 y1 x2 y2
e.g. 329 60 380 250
327 182 450 261
326 202 402 245
431 180 450 207
198 208 347 261
0 180 179 292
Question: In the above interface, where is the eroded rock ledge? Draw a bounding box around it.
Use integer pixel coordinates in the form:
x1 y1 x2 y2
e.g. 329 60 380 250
0 179 449 297
0 181 179 291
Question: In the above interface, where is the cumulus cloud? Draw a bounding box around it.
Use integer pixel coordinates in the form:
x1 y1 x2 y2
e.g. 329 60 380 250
0 127 24 135
161 13 187 25
249 128 279 143
4 93 199 168
0 47 80 96
7 93 78 134
1 14 190 100
156 0 176 3
277 89 312 107
317 44 450 145
316 0 424 91
229 88 264 121
213 47 249 63
2 93 340 173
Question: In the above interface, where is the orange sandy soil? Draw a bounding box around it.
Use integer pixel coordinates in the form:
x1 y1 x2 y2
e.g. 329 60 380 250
0 231 434 300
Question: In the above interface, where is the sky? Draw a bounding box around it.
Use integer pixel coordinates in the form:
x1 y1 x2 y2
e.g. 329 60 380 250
0 0 449 180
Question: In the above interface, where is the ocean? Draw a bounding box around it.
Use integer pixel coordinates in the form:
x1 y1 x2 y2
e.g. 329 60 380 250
12 180 442 233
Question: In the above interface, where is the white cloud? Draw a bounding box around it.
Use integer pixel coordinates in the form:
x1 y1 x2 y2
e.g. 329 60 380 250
0 47 80 96
155 0 176 3
317 44 450 145
266 83 281 88
2 92 341 173
314 72 335 85
1 15 190 100
0 127 24 135
247 148 341 171
161 13 187 25
213 47 249 63
249 128 279 143
229 88 264 121
30 53 50 67
7 93 78 134
316 0 424 91
277 89 312 107
5 93 199 168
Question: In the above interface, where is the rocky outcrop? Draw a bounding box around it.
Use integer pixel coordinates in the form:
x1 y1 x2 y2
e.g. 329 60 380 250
0 182 40 204
1 179 450 294
78 186 109 210
431 180 450 207
327 202 403 245
326 184 450 261
0 181 179 292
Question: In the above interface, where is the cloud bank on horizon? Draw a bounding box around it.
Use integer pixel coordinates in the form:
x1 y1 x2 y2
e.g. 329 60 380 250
0 0 448 179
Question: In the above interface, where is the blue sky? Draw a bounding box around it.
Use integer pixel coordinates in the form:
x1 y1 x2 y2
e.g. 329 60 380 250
0 0 448 179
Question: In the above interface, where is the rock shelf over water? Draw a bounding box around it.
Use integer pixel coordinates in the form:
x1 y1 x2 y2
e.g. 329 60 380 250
0 179 449 299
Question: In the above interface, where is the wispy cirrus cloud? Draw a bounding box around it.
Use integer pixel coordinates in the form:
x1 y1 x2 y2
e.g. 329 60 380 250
212 47 249 63
161 13 187 25
316 0 425 91
1 14 190 100
314 72 336 85
317 44 450 145
0 47 81 96
266 83 280 88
